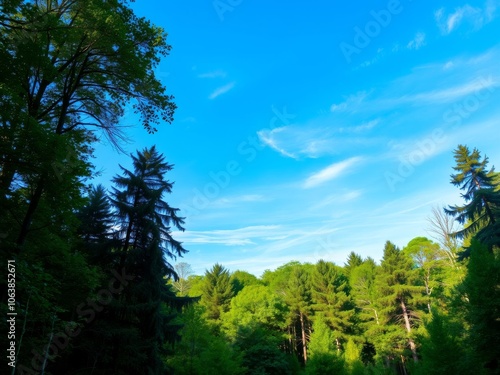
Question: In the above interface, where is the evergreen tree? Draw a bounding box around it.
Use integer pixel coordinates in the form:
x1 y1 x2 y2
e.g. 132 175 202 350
376 241 424 366
311 260 355 350
285 265 312 362
458 240 500 373
201 263 235 321
344 251 364 278
445 145 500 253
105 146 188 374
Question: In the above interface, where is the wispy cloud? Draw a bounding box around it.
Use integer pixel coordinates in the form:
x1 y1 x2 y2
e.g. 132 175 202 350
338 119 379 133
257 126 298 158
257 123 379 159
198 70 227 78
435 2 498 35
407 32 426 50
330 91 370 112
391 75 498 104
209 82 236 99
211 194 268 207
304 157 363 188
173 225 281 246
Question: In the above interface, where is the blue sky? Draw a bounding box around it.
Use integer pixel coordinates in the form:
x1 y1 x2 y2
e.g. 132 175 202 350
93 0 500 276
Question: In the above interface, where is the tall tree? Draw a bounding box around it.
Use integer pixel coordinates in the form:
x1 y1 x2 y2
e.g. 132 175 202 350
0 0 176 250
445 145 500 253
311 260 355 351
285 265 312 362
376 241 424 366
106 146 187 374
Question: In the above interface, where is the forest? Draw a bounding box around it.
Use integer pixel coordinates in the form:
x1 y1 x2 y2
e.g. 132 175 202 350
1 1 500 374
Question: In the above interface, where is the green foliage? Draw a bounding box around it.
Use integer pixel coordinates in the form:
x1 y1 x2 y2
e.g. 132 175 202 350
311 260 355 346
414 311 470 375
223 284 288 338
230 269 260 294
168 305 245 375
234 325 292 375
445 145 500 251
458 240 500 373
201 263 235 321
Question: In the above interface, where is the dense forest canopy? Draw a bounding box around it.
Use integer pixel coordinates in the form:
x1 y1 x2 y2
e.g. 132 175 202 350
1 1 500 375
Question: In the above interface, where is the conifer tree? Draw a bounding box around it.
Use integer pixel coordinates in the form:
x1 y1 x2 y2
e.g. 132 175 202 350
201 263 235 321
107 146 187 374
376 241 424 365
445 145 500 252
311 260 355 351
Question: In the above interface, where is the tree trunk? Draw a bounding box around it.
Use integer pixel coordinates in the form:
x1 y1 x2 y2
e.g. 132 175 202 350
400 300 418 363
16 174 46 250
299 312 307 362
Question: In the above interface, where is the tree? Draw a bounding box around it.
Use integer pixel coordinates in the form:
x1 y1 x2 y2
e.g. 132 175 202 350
106 146 187 374
230 270 260 294
403 237 442 313
376 241 424 366
311 260 355 351
445 145 500 253
172 262 194 296
344 251 363 278
427 206 461 266
306 315 347 375
201 263 235 321
457 240 500 373
285 265 312 362
0 0 176 250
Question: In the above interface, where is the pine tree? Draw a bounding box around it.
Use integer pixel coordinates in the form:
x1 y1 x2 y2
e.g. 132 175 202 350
376 241 424 366
311 260 355 351
285 265 312 362
445 145 500 253
201 263 235 321
107 146 188 374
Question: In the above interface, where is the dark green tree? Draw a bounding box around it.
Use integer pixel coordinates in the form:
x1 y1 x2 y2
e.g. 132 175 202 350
104 146 187 374
0 0 176 250
445 145 500 253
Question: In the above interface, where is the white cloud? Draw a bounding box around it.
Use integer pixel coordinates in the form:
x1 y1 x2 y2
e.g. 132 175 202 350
211 194 268 207
435 2 498 34
407 32 426 50
257 123 379 159
209 82 235 99
338 119 379 133
330 91 370 112
257 126 298 158
198 70 227 78
303 157 363 189
173 225 281 246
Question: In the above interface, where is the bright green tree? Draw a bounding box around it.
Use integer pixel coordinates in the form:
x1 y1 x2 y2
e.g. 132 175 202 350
376 241 424 366
201 263 235 321
311 260 355 350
